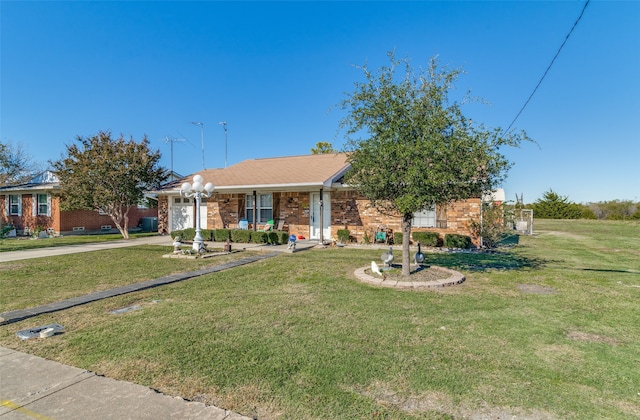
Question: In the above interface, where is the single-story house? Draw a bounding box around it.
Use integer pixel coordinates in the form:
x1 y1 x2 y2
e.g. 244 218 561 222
0 171 158 236
154 153 489 244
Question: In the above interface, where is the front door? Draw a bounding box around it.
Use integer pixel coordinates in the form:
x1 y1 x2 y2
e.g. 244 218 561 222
310 192 331 240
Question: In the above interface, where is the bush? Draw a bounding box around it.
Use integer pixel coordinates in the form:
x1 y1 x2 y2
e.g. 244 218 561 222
444 234 472 249
267 231 280 245
170 230 183 240
214 229 231 242
182 228 196 241
250 231 267 243
337 229 350 243
231 229 251 243
412 231 440 247
393 232 402 245
275 231 289 245
200 229 213 241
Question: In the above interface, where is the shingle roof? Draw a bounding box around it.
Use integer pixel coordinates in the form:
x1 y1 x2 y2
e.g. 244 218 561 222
168 153 350 192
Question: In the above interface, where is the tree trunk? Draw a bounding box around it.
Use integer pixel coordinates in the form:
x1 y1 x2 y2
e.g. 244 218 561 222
401 213 412 276
110 206 130 239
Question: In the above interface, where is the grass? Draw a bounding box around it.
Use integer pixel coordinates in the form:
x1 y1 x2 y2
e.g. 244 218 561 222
1 219 639 419
0 232 158 252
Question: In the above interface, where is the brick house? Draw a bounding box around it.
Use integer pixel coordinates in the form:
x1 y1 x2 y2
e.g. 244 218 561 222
154 153 486 244
0 171 158 236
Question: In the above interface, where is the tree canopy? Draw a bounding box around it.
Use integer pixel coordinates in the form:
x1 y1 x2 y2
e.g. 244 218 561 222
340 52 529 274
0 141 41 185
52 131 166 239
532 189 585 219
311 141 336 154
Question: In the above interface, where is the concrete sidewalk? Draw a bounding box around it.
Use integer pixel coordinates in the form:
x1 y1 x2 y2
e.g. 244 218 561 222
0 235 318 263
0 235 172 263
0 347 250 419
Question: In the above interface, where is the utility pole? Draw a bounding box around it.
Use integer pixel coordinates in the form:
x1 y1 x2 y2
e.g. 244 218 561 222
191 121 205 169
219 121 228 168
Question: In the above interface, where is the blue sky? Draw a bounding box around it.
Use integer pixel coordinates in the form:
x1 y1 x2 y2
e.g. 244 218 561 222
1 1 638 204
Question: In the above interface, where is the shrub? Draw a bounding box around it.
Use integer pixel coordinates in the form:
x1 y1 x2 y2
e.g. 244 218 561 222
231 229 251 243
363 231 371 245
200 229 213 241
444 234 472 249
275 231 289 245
412 231 440 247
393 232 402 245
170 230 183 240
337 229 350 243
214 229 231 242
250 231 267 243
182 228 196 241
267 231 280 245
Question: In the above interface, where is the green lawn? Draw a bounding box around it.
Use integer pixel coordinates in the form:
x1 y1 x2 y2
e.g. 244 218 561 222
1 219 638 419
0 232 158 252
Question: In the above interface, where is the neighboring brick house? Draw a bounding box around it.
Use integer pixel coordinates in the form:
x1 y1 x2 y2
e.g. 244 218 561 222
0 171 158 236
154 153 488 245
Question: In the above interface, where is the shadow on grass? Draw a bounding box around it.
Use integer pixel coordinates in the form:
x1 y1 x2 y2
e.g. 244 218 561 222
426 249 544 272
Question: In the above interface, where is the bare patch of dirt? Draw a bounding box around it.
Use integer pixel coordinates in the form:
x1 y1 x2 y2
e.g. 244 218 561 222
543 231 586 241
354 380 558 419
0 263 24 271
566 330 620 346
517 284 557 295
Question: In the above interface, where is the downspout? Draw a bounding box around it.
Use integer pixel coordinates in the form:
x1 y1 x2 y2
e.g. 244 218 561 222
319 188 324 244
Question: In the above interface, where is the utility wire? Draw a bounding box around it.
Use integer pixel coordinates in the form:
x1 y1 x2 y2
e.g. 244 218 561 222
504 0 590 133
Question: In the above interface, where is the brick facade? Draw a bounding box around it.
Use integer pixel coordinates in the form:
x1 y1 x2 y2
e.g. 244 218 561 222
158 189 481 244
0 193 157 235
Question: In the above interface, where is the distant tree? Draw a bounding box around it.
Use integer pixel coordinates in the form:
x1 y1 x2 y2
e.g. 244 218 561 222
311 141 336 154
532 189 583 219
0 141 41 185
52 131 167 239
589 200 638 220
340 52 529 275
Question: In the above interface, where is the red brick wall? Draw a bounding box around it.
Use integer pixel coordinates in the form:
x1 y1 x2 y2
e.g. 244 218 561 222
0 194 57 233
60 207 157 233
329 191 481 244
157 190 480 243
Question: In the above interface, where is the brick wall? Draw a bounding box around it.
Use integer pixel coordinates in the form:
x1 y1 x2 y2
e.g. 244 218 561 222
158 195 169 234
60 207 158 233
0 194 56 233
157 189 481 243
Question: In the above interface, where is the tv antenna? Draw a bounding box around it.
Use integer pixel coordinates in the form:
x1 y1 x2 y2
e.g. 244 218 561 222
164 136 186 181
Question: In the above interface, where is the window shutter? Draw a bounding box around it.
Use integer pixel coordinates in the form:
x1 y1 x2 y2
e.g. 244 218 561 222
32 194 37 216
18 195 22 216
47 194 52 217
4 195 7 215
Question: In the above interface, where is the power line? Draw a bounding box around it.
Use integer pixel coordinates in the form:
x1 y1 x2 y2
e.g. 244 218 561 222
504 0 590 134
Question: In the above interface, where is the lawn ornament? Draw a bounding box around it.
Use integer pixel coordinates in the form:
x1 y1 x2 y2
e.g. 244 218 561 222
381 246 394 268
414 242 425 266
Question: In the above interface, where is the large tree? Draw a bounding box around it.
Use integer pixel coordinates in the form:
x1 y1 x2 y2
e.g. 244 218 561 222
0 141 41 185
52 131 167 239
311 141 336 154
340 53 529 275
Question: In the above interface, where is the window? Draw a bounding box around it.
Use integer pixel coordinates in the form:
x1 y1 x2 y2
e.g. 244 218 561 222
246 193 273 224
9 195 21 215
413 205 436 228
37 194 49 215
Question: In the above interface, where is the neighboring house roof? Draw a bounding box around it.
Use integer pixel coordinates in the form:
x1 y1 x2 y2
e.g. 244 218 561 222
0 171 60 193
156 153 351 194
